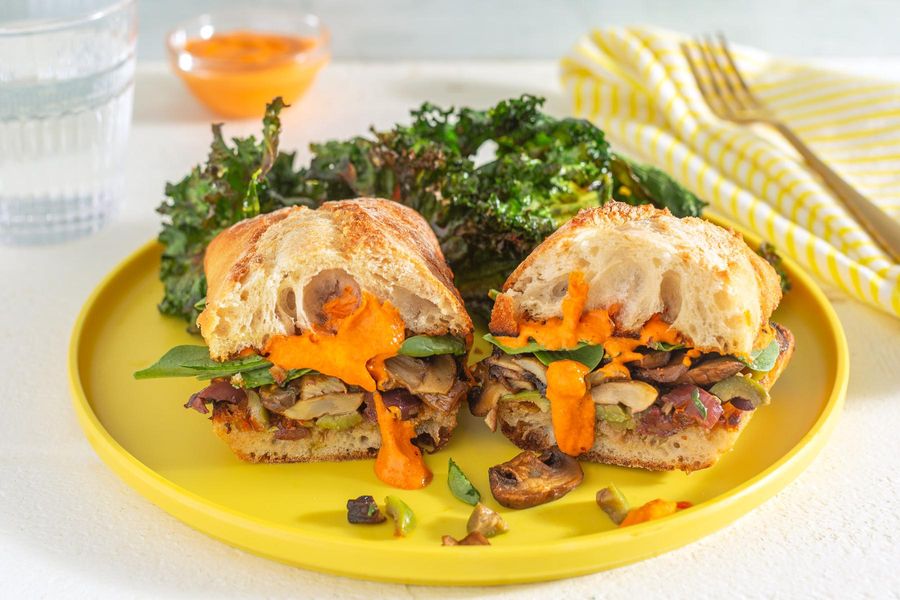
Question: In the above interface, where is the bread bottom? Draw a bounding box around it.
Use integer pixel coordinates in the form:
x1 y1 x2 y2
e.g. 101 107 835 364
211 403 457 463
497 402 752 472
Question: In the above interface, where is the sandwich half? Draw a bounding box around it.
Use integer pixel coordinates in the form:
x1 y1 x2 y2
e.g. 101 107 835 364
137 198 473 488
471 201 794 472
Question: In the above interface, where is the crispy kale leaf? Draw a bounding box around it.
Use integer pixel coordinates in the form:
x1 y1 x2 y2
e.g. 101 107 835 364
757 242 792 293
609 154 704 218
157 99 306 329
156 95 706 327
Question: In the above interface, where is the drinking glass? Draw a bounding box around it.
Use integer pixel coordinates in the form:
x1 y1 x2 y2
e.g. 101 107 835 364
0 0 137 244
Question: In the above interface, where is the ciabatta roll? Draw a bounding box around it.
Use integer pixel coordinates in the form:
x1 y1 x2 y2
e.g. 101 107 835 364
473 201 794 472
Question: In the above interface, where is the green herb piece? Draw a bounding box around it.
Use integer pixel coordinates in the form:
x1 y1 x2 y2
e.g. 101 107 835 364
737 338 780 373
398 335 467 357
691 387 707 420
134 345 271 379
757 242 792 293
384 496 416 537
648 341 685 351
447 459 481 506
596 484 630 525
534 344 605 370
487 289 502 300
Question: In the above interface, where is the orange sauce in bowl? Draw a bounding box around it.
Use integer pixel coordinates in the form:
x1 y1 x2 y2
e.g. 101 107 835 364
173 30 328 118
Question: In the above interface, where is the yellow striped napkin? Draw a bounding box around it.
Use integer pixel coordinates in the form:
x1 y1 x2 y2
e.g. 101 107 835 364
561 26 900 318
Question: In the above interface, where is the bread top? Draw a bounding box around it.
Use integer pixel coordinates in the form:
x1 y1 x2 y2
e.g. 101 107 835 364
198 198 472 360
489 202 782 357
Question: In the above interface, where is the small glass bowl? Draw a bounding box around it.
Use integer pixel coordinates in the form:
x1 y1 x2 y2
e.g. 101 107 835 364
166 9 330 119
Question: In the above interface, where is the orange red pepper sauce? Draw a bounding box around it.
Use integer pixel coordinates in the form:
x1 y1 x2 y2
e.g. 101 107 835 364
176 31 328 118
495 272 688 455
265 287 432 489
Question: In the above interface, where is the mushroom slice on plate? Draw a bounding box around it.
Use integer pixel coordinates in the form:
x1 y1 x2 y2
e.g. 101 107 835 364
488 447 584 509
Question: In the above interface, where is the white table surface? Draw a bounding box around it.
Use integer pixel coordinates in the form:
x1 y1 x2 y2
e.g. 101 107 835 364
2 61 899 599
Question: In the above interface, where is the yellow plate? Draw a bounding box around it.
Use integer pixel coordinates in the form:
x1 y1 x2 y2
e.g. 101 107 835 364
69 218 847 586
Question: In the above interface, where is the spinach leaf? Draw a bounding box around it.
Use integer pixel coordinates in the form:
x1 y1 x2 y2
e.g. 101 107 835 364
236 367 313 388
134 345 271 380
739 338 780 372
447 458 481 506
534 344 605 370
484 334 604 369
398 335 467 357
482 333 549 355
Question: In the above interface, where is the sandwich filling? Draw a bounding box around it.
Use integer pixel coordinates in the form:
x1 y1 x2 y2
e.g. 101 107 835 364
160 285 469 489
476 272 790 455
263 286 433 489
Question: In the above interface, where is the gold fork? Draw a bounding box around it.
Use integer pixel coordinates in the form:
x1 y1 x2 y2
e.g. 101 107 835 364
681 34 900 263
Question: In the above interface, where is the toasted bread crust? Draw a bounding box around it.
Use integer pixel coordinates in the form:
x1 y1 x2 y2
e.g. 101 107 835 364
210 401 457 463
489 202 782 357
197 198 473 360
498 408 750 472
493 322 795 471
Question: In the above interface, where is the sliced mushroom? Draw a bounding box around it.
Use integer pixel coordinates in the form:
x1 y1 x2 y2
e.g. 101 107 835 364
469 380 507 418
383 355 426 390
488 355 525 373
488 447 584 509
511 356 547 386
590 381 659 413
587 367 629 386
300 374 347 400
258 385 298 413
675 356 745 386
283 392 365 420
633 354 689 384
419 378 468 413
630 350 671 369
301 269 360 331
441 532 490 546
418 354 457 395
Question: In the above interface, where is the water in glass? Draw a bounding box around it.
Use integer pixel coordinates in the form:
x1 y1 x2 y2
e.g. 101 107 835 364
0 0 137 244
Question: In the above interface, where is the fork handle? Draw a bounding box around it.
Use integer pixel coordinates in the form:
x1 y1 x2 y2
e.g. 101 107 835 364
772 121 900 263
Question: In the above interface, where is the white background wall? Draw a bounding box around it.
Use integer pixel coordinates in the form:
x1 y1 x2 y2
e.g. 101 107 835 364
138 0 898 60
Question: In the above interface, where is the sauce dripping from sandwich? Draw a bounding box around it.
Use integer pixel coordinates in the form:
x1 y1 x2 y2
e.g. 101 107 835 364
544 360 596 455
264 286 432 489
494 272 686 455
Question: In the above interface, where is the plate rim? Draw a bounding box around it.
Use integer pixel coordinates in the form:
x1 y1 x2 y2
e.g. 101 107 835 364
68 215 849 585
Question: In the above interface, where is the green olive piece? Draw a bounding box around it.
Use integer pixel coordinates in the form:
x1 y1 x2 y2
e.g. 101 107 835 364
384 495 416 537
710 375 770 409
596 484 630 525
